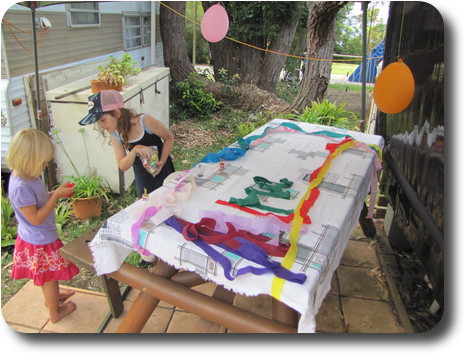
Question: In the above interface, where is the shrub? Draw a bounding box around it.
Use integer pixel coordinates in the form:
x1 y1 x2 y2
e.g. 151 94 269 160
176 73 222 120
1 194 17 248
55 200 73 235
290 99 359 130
216 68 240 95
235 113 267 137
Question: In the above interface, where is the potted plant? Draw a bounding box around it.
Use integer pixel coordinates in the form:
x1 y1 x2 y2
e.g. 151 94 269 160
67 174 110 219
91 53 142 93
52 128 111 219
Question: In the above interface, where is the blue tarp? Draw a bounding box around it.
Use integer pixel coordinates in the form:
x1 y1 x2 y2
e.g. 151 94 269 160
348 41 385 83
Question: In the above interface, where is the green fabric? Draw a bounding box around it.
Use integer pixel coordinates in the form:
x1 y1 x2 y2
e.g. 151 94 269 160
229 190 294 215
229 176 294 215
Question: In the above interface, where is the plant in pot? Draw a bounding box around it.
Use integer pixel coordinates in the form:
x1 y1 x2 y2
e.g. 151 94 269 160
91 52 142 93
67 174 110 219
52 128 111 219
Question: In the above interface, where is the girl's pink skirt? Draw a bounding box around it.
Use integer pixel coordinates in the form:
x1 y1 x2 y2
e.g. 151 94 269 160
10 235 80 286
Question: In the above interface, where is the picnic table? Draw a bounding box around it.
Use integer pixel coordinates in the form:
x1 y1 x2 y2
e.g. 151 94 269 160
62 119 383 333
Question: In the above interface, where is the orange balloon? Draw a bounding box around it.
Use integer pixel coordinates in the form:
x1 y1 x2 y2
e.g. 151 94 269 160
373 60 415 114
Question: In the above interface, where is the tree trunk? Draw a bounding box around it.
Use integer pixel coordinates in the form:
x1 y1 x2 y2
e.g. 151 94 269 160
208 39 240 79
160 1 195 83
239 38 265 84
201 2 239 79
286 2 346 113
257 15 300 93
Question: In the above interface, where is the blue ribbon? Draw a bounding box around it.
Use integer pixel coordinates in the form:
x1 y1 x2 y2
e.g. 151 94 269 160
198 121 382 165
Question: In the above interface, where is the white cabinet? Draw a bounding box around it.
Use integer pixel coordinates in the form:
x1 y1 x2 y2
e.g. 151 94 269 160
45 66 170 193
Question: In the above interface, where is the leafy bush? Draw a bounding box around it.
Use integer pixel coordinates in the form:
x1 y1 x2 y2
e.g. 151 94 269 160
175 73 222 120
276 81 300 103
55 200 73 235
290 99 359 130
236 121 257 137
1 194 17 248
216 68 240 96
235 113 267 137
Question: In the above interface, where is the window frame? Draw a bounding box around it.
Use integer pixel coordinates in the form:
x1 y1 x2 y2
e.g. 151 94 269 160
142 12 151 47
123 11 151 50
66 2 101 29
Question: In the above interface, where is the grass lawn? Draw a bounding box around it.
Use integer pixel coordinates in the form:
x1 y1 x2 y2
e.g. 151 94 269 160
331 62 359 76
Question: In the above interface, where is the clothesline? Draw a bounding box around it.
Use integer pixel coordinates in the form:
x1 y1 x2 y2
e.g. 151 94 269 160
159 1 382 63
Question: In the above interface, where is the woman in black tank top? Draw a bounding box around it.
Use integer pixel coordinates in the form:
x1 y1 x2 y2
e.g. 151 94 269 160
107 110 175 198
122 114 176 197
79 90 175 198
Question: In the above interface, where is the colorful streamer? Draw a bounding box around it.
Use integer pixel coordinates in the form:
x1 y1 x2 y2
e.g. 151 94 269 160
271 138 358 299
129 121 382 292
199 121 382 165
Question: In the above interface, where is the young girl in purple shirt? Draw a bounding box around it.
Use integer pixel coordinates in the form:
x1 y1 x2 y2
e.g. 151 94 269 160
7 128 79 323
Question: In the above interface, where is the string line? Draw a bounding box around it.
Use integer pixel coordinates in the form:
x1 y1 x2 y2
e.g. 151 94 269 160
159 1 382 63
397 2 406 59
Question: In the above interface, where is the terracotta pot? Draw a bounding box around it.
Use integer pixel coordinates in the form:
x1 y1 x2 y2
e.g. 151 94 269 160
91 79 122 94
72 196 102 220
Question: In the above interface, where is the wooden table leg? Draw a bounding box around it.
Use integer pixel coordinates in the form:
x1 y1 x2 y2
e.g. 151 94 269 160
59 227 126 318
358 202 377 238
272 298 299 328
100 275 124 318
116 260 178 333
111 263 297 333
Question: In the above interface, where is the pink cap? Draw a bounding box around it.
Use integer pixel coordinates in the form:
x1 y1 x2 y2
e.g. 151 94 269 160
79 90 124 125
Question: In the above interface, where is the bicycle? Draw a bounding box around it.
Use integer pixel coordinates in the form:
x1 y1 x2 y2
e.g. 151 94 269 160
281 67 304 87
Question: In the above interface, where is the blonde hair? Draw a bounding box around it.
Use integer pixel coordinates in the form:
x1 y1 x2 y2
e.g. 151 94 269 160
6 128 55 178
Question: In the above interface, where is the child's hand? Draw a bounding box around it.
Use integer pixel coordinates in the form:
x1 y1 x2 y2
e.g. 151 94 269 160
154 160 164 175
136 145 153 160
56 182 75 199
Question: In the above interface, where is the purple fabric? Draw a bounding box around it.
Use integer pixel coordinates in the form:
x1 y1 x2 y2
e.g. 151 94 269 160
131 205 159 256
164 216 306 284
8 176 58 245
179 217 289 257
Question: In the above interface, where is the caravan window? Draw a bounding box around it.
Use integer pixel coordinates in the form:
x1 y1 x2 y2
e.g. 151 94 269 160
123 12 151 50
66 2 101 28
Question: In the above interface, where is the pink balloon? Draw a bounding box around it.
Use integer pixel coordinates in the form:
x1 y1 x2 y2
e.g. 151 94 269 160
201 4 229 43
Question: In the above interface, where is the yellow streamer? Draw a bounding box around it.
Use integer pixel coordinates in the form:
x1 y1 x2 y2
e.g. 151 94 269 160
271 140 357 299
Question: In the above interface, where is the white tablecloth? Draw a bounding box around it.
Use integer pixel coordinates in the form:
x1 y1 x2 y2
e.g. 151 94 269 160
90 119 384 332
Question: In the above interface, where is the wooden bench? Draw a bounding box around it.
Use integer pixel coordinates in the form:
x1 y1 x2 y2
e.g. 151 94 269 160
60 226 298 333
60 226 125 318
61 202 376 332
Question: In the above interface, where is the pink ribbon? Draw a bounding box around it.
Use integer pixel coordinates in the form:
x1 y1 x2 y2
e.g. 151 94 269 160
198 210 300 246
353 142 383 218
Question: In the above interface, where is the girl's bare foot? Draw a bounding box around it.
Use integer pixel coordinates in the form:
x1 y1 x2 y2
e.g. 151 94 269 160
44 290 75 307
49 301 77 323
58 290 75 303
